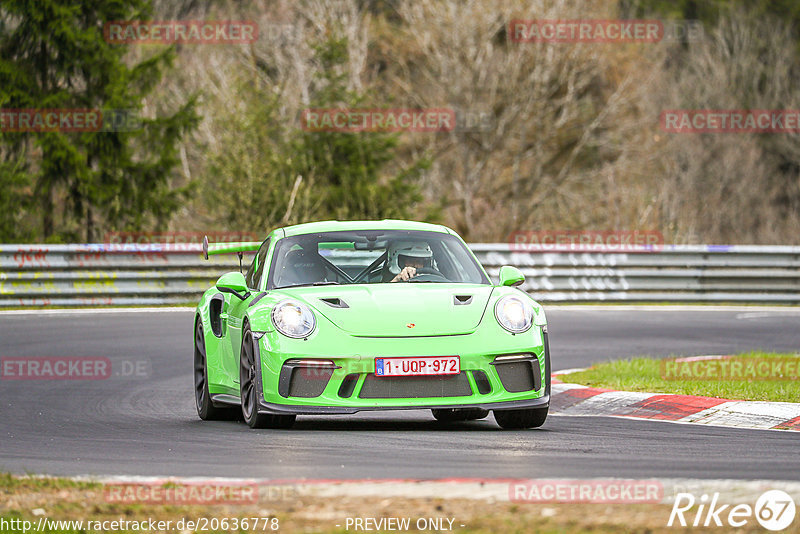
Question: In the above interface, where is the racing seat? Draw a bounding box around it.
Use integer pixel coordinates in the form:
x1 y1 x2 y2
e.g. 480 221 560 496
277 249 327 287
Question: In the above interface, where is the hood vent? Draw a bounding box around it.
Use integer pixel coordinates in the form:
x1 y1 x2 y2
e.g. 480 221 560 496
319 297 349 309
310 285 493 337
453 295 473 305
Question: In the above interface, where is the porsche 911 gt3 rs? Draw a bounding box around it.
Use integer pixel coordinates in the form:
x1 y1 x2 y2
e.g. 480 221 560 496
193 220 551 429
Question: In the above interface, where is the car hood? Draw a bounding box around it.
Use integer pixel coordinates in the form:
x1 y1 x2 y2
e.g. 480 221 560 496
277 284 495 337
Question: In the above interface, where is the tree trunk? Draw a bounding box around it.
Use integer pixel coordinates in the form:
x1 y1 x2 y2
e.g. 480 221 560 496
42 188 53 239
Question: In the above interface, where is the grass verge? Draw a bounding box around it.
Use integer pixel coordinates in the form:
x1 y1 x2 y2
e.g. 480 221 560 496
0 473 768 534
558 351 800 402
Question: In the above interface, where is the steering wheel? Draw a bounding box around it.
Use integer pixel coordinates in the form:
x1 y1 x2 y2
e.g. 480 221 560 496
407 267 448 282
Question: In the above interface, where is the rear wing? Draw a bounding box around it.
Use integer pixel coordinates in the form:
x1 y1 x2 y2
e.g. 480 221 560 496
202 235 261 260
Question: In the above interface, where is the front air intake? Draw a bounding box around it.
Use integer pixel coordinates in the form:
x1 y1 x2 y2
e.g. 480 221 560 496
338 374 359 398
278 360 338 398
491 355 541 393
472 370 492 394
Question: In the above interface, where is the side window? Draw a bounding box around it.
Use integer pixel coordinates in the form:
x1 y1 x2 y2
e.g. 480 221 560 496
248 238 270 290
245 255 258 289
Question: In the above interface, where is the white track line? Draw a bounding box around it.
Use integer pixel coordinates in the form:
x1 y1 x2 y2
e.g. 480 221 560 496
545 305 800 312
0 307 195 315
2 305 800 316
19 475 800 504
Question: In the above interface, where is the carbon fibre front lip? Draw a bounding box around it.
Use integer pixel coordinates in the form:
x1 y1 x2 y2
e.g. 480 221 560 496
255 394 550 415
210 393 549 414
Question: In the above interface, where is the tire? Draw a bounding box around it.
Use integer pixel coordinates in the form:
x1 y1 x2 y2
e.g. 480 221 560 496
431 408 490 422
240 322 296 429
194 318 238 420
493 407 548 429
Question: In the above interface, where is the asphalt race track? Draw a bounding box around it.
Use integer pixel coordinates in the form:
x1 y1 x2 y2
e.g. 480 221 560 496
1 307 799 480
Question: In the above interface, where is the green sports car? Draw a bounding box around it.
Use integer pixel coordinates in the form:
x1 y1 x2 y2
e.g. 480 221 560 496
193 220 551 429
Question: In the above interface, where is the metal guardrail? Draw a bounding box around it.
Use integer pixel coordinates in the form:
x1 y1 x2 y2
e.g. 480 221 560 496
471 244 800 304
1 243 799 306
0 244 242 307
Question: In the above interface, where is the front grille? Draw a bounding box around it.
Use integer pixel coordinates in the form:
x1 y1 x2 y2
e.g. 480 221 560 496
358 372 473 399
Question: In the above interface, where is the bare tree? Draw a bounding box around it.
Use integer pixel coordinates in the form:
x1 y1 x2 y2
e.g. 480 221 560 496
649 10 800 243
389 0 659 241
143 0 800 245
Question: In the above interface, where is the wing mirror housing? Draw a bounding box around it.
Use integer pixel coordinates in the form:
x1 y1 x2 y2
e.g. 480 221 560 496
216 272 250 300
498 265 525 287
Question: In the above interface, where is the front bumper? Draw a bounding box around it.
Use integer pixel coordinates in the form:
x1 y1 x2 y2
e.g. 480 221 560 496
250 325 552 415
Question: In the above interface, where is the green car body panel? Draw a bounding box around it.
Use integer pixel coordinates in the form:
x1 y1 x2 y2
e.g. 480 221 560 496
194 220 550 420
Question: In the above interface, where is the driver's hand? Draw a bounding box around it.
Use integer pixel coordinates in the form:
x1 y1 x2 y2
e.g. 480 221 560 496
391 266 417 282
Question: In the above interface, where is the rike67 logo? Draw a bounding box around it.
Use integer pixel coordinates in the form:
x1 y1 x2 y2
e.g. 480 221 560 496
669 490 796 531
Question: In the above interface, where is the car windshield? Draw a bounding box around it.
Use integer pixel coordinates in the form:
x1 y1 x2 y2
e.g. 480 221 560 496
267 230 489 289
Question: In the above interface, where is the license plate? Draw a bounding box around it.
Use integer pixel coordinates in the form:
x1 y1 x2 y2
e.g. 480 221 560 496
374 356 460 377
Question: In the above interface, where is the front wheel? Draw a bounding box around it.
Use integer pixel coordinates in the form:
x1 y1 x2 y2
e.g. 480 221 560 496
494 407 548 429
431 408 490 422
239 323 296 429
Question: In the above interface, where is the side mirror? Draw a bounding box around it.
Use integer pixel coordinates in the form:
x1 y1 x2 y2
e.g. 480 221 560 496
216 271 249 300
498 265 525 287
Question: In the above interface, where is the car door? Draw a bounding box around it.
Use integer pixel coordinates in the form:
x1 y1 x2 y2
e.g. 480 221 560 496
226 238 270 387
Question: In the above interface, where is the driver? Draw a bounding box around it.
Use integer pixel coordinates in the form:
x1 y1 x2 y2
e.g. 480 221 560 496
384 241 434 282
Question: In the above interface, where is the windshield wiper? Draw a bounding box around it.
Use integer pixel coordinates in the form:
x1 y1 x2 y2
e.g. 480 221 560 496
280 281 340 289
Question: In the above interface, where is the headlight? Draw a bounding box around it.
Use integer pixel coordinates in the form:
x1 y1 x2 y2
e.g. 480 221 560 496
494 295 533 333
271 300 316 338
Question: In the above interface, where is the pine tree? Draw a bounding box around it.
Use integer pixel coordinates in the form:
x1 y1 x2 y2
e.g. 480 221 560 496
0 0 198 242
